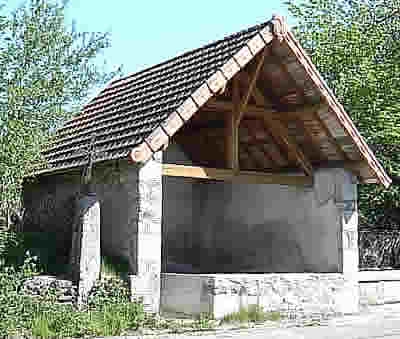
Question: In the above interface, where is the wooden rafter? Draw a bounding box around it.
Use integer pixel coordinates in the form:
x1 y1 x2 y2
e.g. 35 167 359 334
262 115 313 176
162 164 312 186
269 54 329 162
312 107 349 161
240 120 277 170
207 95 315 176
283 111 328 162
225 50 267 172
253 88 314 177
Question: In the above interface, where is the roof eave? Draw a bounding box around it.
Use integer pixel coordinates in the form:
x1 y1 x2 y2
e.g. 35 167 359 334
283 31 391 188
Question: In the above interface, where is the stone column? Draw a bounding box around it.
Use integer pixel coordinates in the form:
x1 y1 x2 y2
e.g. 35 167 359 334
314 168 359 314
131 152 163 314
334 168 359 313
334 169 359 276
70 193 101 306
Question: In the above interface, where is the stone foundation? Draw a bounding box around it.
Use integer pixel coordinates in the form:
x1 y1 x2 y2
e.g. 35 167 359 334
359 270 400 305
160 273 359 319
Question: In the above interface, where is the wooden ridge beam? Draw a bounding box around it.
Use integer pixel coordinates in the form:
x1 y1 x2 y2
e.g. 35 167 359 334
162 164 313 186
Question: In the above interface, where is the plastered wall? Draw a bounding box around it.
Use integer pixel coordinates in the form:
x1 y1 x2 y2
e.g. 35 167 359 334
23 161 141 272
23 143 357 276
162 144 356 274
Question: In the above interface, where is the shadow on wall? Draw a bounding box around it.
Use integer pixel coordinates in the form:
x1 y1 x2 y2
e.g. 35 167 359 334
211 220 306 273
22 192 77 274
164 220 306 274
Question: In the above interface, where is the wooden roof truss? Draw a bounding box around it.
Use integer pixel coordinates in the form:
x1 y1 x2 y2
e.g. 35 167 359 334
128 16 391 188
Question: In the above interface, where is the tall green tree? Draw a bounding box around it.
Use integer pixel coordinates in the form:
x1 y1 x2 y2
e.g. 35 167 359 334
286 0 400 226
0 0 120 217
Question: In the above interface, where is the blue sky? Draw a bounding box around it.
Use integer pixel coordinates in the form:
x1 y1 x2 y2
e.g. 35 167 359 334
6 0 290 77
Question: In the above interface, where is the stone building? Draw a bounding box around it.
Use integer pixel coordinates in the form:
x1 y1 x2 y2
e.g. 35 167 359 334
23 16 391 317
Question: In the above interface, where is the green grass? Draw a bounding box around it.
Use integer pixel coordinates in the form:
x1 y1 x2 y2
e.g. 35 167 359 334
28 302 145 338
222 305 281 324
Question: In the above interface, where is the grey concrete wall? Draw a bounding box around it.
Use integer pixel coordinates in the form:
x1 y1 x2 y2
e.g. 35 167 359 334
23 161 141 272
162 144 356 274
197 178 341 273
162 145 201 272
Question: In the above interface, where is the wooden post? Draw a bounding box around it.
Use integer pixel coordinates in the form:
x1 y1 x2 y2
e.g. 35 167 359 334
226 77 240 172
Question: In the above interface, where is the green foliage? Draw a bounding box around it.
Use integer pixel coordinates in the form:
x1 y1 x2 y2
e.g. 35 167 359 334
286 0 400 225
222 305 281 323
101 253 130 279
0 234 145 338
0 265 145 337
0 0 121 215
88 276 131 308
0 230 68 274
193 313 215 330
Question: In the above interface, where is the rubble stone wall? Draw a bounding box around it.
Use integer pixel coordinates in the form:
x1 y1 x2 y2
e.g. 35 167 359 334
161 273 359 319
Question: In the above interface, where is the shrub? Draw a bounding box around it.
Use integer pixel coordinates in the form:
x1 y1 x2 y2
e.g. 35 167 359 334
222 305 281 324
100 254 130 279
0 244 145 337
0 230 68 275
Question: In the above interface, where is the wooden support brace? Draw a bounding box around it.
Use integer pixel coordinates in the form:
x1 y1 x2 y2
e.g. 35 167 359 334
225 50 266 172
262 114 314 177
251 85 314 177
236 51 267 124
240 71 268 107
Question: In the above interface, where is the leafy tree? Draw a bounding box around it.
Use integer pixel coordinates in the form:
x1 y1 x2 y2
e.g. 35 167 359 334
0 0 121 219
286 0 400 226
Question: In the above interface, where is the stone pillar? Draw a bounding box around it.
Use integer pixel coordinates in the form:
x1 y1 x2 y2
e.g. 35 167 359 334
334 169 359 313
131 152 163 313
314 168 359 313
70 193 101 306
334 169 359 276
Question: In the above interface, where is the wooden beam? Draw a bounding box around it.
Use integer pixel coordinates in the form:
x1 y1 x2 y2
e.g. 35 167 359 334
241 85 314 177
204 100 272 117
236 51 266 124
240 71 268 106
285 112 328 162
261 114 314 177
240 120 277 170
312 108 349 161
162 164 313 186
225 77 241 171
225 111 239 171
204 99 322 119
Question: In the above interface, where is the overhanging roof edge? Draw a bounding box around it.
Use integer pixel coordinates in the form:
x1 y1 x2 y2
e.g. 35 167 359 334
283 31 391 188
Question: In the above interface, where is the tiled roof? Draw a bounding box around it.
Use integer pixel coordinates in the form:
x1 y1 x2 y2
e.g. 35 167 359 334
36 15 391 187
41 21 271 173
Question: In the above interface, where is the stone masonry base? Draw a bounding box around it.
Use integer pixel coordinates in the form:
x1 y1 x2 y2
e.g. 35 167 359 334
160 273 359 319
358 270 400 306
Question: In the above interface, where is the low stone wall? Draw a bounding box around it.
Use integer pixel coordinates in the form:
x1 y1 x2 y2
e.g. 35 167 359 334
359 270 400 305
160 273 359 319
23 275 77 303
